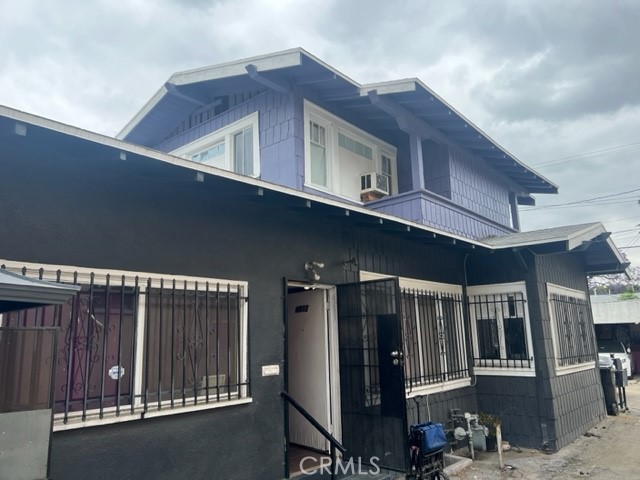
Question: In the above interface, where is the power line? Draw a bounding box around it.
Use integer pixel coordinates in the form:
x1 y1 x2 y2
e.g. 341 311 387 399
522 187 640 210
607 229 640 235
530 141 640 169
606 215 640 224
522 199 638 211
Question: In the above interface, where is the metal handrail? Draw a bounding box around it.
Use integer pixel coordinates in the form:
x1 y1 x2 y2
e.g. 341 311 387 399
281 390 346 480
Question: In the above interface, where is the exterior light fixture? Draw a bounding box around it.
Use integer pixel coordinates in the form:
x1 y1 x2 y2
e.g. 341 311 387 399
304 261 324 282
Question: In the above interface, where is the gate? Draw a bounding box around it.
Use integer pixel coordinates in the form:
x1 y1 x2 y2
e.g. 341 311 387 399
336 278 408 472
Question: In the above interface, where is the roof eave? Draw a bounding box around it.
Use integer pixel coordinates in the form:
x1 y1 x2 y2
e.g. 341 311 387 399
117 85 169 140
361 78 558 193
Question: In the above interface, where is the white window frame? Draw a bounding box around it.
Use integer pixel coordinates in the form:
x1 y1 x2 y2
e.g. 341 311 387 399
547 283 596 376
303 100 397 201
360 271 470 396
171 112 260 177
0 259 251 431
308 116 333 189
380 152 394 195
467 282 535 377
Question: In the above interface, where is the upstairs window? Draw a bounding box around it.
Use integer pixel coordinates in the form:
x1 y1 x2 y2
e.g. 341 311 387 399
172 112 260 177
381 153 393 195
304 100 397 201
191 142 225 167
309 120 329 188
233 126 254 176
338 132 373 160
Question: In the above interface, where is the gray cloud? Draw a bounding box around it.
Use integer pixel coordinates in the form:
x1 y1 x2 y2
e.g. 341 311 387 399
456 1 640 121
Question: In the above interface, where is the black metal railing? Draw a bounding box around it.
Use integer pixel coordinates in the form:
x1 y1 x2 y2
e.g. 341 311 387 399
281 390 346 480
2 265 250 423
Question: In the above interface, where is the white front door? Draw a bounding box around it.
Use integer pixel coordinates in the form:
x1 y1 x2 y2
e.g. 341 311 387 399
287 289 330 451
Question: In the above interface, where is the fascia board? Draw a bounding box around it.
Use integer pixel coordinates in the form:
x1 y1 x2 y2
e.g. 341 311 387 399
566 223 606 251
360 78 419 96
169 49 303 86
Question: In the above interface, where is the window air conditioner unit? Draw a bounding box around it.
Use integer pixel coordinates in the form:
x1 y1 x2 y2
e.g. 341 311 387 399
360 172 389 202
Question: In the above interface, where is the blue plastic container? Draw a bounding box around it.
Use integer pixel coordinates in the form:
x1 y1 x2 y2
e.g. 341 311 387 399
410 422 447 453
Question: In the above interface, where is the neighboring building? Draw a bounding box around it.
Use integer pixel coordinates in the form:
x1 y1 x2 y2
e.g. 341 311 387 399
0 48 628 480
591 294 640 373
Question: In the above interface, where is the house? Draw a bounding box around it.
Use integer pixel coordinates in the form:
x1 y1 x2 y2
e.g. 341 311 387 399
0 48 628 480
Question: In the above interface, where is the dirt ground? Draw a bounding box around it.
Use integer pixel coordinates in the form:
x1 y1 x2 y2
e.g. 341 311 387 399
450 377 640 480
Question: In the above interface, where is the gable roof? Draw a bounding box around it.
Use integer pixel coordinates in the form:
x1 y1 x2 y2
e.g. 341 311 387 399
483 223 630 275
1 105 626 275
117 47 557 196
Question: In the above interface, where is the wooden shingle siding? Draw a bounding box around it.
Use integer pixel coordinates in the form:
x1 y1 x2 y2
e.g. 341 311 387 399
155 90 300 189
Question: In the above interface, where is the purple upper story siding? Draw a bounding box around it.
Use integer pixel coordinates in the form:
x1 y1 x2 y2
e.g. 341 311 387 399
367 190 514 240
154 89 300 189
152 85 516 239
448 147 511 227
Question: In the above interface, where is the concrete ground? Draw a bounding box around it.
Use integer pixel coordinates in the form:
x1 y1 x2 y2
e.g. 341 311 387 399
449 377 640 480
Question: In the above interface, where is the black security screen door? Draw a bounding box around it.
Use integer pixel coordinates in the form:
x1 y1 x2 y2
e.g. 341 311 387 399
337 279 408 472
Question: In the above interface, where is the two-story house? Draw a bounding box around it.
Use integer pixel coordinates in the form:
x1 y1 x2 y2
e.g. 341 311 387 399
0 48 628 480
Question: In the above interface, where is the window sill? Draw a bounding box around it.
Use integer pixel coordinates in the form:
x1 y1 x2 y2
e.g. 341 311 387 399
53 397 253 432
406 377 471 398
473 367 536 377
555 362 596 376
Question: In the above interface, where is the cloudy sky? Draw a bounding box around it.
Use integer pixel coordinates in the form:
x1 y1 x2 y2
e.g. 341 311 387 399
2 0 639 265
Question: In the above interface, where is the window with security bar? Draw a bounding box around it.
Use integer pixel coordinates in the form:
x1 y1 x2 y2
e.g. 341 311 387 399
468 283 533 371
547 283 595 370
401 287 469 391
0 261 250 428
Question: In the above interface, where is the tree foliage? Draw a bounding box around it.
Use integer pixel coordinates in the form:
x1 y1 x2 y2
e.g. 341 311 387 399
589 265 640 295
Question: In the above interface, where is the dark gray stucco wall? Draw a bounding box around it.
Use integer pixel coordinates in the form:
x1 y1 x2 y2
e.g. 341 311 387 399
406 387 477 431
475 376 541 448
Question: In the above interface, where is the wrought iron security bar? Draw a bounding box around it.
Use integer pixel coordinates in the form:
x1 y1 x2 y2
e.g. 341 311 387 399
468 292 531 369
401 288 469 391
549 292 595 367
1 265 250 423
